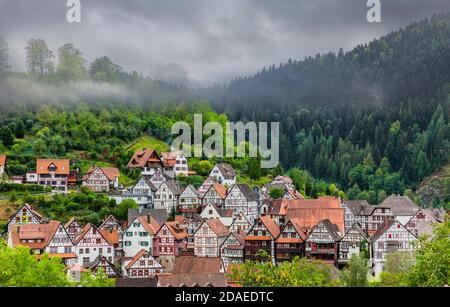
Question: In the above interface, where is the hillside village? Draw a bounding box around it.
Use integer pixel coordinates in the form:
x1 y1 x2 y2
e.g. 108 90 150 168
0 148 447 287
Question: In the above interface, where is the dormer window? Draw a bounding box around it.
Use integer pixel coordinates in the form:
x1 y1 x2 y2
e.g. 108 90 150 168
48 164 57 172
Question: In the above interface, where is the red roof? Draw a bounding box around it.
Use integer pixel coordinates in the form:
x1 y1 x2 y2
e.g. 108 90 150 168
204 219 230 237
99 229 119 245
136 216 160 235
260 215 280 238
125 249 162 270
211 182 227 199
0 155 5 166
127 149 163 168
36 159 70 175
159 221 189 240
83 166 120 181
10 220 62 249
271 196 341 215
286 208 345 233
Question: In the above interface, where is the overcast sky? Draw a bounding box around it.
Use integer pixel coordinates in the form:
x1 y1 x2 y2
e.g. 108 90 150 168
0 0 448 85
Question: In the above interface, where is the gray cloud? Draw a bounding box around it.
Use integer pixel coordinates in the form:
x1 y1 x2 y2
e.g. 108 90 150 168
0 0 448 85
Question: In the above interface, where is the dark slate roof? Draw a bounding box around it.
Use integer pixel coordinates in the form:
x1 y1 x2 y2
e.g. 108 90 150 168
236 184 259 201
164 179 182 196
378 195 420 216
320 219 341 242
422 208 447 223
128 208 167 225
173 255 223 274
343 200 370 216
216 163 236 178
370 219 398 242
116 277 157 287
341 223 370 242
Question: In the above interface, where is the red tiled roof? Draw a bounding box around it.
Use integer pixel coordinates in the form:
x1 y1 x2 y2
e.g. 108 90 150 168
212 182 227 199
99 229 119 245
173 256 223 274
125 249 162 270
36 159 70 175
205 219 230 237
36 253 77 260
271 196 341 215
10 220 62 249
136 216 160 235
127 149 162 168
0 155 6 166
82 166 119 181
165 221 190 240
286 208 345 233
64 217 80 229
260 215 280 238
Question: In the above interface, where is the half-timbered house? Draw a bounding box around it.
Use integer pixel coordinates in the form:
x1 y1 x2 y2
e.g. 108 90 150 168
210 163 236 186
224 183 259 223
99 215 123 232
153 221 189 257
153 180 181 214
338 223 370 268
64 218 83 241
244 216 280 264
370 219 417 276
229 212 253 235
119 176 156 208
197 177 216 196
275 218 307 263
123 249 165 278
186 215 204 249
82 166 120 192
127 148 165 176
305 219 340 266
405 208 445 237
122 216 160 258
149 169 172 189
74 223 115 267
89 255 121 278
8 220 76 266
7 203 43 231
194 219 230 258
178 185 201 218
220 232 245 270
202 182 227 208
200 203 234 227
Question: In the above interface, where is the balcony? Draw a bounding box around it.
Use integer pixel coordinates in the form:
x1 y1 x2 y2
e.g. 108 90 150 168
310 248 335 254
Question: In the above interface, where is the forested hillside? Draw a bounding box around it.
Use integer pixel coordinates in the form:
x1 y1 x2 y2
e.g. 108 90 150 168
200 13 450 205
0 13 449 207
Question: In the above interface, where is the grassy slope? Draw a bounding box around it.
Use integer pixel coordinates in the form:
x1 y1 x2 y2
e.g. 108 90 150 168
126 135 170 153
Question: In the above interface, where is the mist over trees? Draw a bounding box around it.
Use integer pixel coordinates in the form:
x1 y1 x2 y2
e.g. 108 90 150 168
199 13 450 205
0 13 449 207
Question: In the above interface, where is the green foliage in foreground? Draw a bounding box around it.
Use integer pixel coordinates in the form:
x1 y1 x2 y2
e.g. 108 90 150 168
230 257 342 287
0 241 114 287
231 220 449 288
0 243 73 287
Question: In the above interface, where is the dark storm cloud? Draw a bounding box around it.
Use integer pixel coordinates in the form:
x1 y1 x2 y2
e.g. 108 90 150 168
0 0 448 85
